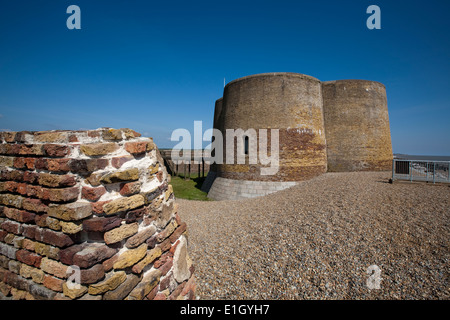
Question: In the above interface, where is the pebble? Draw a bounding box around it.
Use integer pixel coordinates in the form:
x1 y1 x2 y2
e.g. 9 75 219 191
178 172 450 300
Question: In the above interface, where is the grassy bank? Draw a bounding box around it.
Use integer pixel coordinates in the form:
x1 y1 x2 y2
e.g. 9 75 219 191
170 173 210 201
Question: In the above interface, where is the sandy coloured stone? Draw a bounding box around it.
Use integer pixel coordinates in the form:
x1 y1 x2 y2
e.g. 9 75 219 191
103 273 141 300
148 163 159 175
19 264 45 284
131 247 162 274
173 236 192 283
59 221 83 234
104 222 139 244
103 194 145 215
100 168 139 184
113 243 147 270
37 173 76 188
88 271 127 295
164 184 173 201
156 219 178 242
40 257 68 279
102 128 123 141
34 132 67 143
46 217 62 231
126 269 161 300
47 202 92 221
80 143 119 156
63 282 88 299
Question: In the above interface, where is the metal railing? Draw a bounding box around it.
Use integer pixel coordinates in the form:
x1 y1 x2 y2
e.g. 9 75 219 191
392 159 450 184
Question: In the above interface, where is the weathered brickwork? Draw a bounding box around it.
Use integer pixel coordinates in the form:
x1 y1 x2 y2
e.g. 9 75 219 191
207 72 393 200
322 80 393 172
0 128 195 300
217 73 328 182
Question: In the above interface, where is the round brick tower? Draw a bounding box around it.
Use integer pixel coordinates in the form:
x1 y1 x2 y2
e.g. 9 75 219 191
217 72 328 182
322 80 393 172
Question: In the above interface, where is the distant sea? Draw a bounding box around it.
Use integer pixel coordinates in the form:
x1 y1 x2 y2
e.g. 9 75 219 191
394 154 450 161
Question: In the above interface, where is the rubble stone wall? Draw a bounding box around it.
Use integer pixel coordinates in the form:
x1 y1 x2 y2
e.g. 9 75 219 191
0 128 195 300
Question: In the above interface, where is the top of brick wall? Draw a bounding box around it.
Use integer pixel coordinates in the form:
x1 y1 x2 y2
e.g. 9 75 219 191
0 128 141 145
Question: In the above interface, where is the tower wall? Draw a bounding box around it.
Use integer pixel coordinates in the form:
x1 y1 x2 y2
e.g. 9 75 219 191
217 72 328 182
322 80 393 172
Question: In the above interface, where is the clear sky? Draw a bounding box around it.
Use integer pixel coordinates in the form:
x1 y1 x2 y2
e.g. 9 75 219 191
0 0 449 155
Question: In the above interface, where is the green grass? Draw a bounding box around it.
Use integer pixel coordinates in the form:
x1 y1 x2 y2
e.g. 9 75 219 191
170 173 210 201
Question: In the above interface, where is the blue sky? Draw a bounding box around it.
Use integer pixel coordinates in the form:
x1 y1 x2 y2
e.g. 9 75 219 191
0 0 449 155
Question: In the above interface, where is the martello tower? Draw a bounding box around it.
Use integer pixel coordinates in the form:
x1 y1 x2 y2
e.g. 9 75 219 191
206 72 393 200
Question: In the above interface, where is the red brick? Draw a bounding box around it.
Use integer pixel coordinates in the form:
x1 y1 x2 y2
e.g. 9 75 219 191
3 270 29 291
47 158 71 172
23 171 38 184
80 264 105 284
26 184 43 198
59 243 87 265
169 222 187 243
181 275 196 298
111 156 134 169
72 244 117 269
16 183 28 195
20 144 45 156
3 181 18 193
169 239 180 255
124 141 152 155
43 275 64 292
5 144 20 155
69 159 108 173
168 282 186 300
87 130 100 138
22 224 38 239
153 292 167 300
22 198 48 213
24 158 36 170
35 158 48 170
43 144 71 157
124 207 148 224
82 216 122 233
0 230 7 242
16 249 42 267
41 186 79 202
1 220 22 234
36 228 74 248
102 255 119 272
3 207 35 223
153 252 173 269
81 186 106 201
157 256 173 276
91 200 111 215
119 181 141 197
13 157 26 169
146 285 159 300
15 157 35 170
68 134 79 143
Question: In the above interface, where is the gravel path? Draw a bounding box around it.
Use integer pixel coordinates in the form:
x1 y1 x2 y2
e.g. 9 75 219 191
178 172 449 300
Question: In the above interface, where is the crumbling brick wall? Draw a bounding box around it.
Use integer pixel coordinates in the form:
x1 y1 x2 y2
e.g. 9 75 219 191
0 128 195 300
